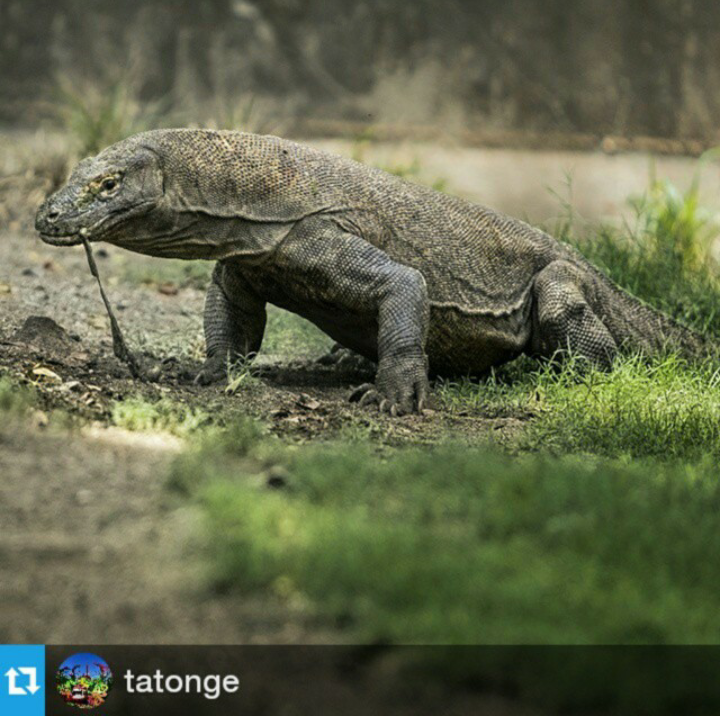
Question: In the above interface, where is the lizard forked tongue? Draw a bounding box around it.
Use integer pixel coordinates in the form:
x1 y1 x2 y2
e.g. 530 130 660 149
81 235 144 380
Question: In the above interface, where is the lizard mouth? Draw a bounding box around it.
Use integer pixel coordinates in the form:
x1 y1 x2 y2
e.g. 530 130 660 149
38 232 85 247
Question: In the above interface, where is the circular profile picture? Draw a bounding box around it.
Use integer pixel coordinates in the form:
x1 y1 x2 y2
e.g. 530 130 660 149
56 653 113 710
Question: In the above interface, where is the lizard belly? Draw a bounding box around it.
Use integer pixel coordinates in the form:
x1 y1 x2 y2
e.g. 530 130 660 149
426 299 533 376
265 292 531 375
231 263 532 375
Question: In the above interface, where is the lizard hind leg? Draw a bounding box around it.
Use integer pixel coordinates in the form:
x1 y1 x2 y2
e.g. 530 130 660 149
531 260 618 370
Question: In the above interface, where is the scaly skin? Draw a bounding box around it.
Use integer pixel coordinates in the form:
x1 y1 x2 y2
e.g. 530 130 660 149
36 130 710 415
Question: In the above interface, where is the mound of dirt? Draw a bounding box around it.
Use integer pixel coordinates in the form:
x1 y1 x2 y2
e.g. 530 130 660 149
13 315 79 352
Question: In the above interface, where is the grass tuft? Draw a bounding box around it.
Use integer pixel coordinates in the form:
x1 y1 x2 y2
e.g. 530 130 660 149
111 396 210 437
441 354 720 460
0 376 34 417
560 175 720 337
225 357 260 396
54 73 166 157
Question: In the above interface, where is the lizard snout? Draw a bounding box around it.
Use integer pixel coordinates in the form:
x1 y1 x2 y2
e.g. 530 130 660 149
35 198 83 246
35 199 61 231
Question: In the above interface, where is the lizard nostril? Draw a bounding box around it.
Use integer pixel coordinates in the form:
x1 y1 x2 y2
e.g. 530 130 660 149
47 210 60 222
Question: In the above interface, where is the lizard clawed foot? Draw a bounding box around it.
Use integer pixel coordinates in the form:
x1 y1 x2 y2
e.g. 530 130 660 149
348 380 428 416
193 354 228 385
317 344 376 375
349 357 430 416
316 343 346 365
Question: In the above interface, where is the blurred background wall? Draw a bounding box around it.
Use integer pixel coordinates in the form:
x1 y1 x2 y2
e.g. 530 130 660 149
1 0 719 142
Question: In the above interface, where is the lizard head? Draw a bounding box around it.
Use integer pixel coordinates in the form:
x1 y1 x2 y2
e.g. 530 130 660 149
35 138 165 248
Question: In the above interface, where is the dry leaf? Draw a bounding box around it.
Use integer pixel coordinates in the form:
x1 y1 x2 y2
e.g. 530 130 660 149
32 365 62 382
158 282 179 296
296 393 320 410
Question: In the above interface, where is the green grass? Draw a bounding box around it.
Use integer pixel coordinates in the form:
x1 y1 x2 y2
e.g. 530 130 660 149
559 175 720 337
224 356 261 396
440 353 720 460
172 428 720 644
111 396 211 437
262 307 332 357
0 375 33 416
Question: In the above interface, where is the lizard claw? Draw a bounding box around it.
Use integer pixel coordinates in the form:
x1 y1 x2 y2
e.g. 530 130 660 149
193 354 227 385
316 343 346 366
348 383 375 403
348 373 430 416
359 390 382 408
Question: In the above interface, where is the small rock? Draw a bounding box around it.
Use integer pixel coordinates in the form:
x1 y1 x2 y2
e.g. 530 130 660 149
14 316 78 355
21 268 37 277
0 282 11 295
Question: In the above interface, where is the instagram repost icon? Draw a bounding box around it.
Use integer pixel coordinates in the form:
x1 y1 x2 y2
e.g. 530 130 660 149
56 653 113 710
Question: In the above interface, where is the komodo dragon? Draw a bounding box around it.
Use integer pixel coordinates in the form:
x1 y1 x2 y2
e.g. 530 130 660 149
35 129 708 414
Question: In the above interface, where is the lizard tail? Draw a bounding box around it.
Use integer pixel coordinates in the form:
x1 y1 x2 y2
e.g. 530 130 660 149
596 273 713 361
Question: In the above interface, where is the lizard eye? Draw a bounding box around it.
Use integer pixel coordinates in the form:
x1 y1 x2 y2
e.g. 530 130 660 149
101 177 118 192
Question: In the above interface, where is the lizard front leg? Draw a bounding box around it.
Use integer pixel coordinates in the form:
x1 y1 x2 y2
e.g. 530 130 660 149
348 260 430 415
281 218 430 415
350 265 429 416
195 262 267 385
